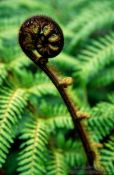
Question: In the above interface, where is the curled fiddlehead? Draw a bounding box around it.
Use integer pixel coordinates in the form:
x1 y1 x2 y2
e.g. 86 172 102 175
19 16 102 174
19 16 64 61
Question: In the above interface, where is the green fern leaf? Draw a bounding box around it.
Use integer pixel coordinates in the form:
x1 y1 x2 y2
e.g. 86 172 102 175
88 102 114 142
18 117 49 175
74 32 114 84
100 135 114 175
52 52 79 73
67 1 114 52
90 66 114 88
0 85 28 167
47 149 68 175
38 102 73 130
0 63 7 85
64 139 86 167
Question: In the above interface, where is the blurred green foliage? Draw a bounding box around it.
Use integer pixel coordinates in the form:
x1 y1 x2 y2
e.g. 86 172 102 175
0 0 114 174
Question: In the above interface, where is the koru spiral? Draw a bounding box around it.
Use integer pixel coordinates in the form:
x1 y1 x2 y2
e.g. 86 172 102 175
19 16 64 60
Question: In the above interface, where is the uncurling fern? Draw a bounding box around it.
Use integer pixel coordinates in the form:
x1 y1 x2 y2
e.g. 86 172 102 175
18 15 101 175
1 1 114 175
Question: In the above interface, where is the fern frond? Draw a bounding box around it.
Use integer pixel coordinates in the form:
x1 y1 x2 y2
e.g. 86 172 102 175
74 32 114 84
0 16 24 31
0 28 17 38
52 52 79 73
67 0 113 32
47 149 68 175
108 93 114 104
88 102 114 142
19 71 58 97
8 54 31 70
0 0 52 21
45 104 73 130
68 0 90 9
0 85 28 167
18 117 49 175
0 63 7 85
1 69 58 98
1 0 114 174
90 66 114 88
100 135 114 175
0 35 20 60
47 110 73 130
29 82 57 97
64 139 86 167
0 55 31 86
67 2 114 51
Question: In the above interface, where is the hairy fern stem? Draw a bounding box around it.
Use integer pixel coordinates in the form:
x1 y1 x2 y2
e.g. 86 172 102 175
35 57 101 175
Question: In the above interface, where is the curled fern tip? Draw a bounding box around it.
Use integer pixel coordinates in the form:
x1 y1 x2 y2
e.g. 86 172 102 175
19 15 64 60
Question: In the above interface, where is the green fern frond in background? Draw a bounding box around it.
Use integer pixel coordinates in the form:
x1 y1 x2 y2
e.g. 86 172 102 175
18 117 49 175
46 149 68 175
1 0 114 174
100 134 114 175
0 85 28 167
88 102 114 142
73 32 114 84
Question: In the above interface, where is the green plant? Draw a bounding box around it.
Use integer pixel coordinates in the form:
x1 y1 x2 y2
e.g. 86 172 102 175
0 0 114 175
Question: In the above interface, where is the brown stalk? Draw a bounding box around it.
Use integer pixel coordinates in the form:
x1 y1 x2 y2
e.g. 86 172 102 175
35 58 101 175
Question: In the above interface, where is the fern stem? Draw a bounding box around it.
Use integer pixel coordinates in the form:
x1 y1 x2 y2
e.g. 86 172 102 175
36 58 101 175
18 14 102 173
